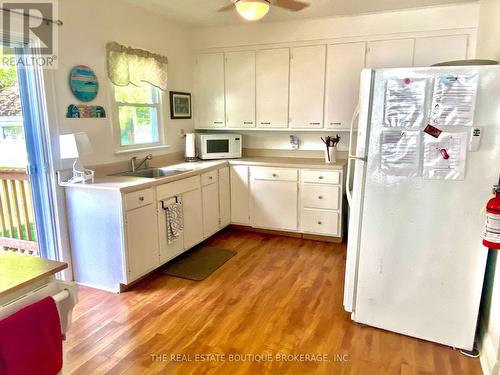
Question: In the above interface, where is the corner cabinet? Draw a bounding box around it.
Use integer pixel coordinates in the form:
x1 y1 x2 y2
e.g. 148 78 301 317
201 170 220 238
194 53 226 128
289 45 326 129
230 165 250 225
219 166 231 227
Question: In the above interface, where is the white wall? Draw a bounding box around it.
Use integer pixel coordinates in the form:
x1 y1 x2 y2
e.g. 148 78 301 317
51 0 194 168
476 0 500 61
190 3 479 152
476 1 500 373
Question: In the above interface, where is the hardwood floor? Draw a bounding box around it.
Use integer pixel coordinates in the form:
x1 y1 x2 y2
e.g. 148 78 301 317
64 229 482 374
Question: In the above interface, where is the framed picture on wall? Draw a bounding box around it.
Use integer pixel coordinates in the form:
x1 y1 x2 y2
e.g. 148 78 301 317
169 91 192 119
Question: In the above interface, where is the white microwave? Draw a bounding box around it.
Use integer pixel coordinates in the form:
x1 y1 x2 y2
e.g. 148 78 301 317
195 133 242 160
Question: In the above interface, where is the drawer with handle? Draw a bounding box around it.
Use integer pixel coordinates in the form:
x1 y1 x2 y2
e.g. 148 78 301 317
301 184 340 210
124 188 154 211
301 169 341 185
301 208 339 236
201 170 218 186
251 167 298 182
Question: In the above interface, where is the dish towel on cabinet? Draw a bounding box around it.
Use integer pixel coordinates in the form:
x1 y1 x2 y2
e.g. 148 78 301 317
0 296 63 375
164 201 183 244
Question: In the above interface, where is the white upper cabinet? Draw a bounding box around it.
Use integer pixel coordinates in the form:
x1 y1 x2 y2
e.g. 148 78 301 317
256 48 290 128
289 45 326 129
225 51 256 128
413 35 468 67
325 42 366 130
366 39 414 68
194 53 225 129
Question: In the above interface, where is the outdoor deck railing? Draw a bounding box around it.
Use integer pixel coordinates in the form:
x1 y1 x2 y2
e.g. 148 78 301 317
0 169 38 255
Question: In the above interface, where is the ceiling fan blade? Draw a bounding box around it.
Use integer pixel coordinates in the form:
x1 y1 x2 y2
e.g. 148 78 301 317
217 4 235 12
272 0 309 11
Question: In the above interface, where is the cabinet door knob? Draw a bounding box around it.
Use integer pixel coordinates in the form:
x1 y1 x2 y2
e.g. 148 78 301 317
139 196 145 201
318 221 322 225
318 196 323 199
318 176 324 180
272 173 278 177
209 176 213 179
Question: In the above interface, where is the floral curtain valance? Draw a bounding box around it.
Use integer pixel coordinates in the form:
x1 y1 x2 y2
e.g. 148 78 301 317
106 42 168 91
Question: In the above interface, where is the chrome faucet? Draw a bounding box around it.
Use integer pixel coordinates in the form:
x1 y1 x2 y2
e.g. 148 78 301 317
130 154 153 172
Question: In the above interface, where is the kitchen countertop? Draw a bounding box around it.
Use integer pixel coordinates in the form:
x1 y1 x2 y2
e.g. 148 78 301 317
231 157 346 169
62 157 347 193
0 252 67 298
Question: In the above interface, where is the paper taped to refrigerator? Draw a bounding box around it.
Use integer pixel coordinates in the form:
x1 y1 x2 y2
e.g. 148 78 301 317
380 130 421 176
383 77 429 128
430 74 478 126
423 131 468 180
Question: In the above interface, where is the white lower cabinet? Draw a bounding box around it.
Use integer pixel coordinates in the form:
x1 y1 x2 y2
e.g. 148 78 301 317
125 202 159 282
252 179 298 231
66 163 343 293
230 165 250 224
181 188 204 250
219 167 231 227
301 184 340 210
301 209 340 236
158 197 184 264
300 169 343 237
246 166 343 237
251 167 298 231
202 180 220 238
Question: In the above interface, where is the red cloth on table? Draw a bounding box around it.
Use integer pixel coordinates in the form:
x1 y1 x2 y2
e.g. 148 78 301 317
0 296 63 375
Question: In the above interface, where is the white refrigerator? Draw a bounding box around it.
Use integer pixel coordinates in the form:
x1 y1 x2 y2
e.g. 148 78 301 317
344 65 500 351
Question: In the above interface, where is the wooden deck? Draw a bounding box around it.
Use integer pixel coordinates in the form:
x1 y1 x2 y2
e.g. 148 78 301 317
0 170 38 255
64 229 482 374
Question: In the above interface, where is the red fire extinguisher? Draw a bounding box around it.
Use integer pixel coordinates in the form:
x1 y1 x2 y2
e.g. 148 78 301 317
483 178 500 250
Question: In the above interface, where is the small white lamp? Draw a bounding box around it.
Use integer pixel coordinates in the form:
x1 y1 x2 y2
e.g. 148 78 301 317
59 132 94 184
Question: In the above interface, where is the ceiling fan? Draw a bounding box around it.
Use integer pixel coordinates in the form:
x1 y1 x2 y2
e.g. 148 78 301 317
219 0 310 21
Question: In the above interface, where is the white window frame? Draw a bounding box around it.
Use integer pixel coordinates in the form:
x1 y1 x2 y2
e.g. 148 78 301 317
110 83 169 154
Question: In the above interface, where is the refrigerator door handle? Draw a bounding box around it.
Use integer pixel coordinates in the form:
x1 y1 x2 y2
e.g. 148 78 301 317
346 104 361 207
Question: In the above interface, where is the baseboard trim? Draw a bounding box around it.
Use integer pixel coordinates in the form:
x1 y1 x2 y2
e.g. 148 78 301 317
479 319 500 375
229 225 343 243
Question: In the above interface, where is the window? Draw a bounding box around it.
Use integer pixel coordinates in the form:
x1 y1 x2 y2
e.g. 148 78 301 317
113 84 162 149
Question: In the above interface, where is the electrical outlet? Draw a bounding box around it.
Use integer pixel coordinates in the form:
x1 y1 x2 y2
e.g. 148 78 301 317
180 128 185 138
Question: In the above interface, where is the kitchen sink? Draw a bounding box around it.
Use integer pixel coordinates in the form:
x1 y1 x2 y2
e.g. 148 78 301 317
113 168 192 179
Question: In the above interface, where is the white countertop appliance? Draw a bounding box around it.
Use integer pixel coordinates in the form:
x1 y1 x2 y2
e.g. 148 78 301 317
344 66 500 351
196 133 242 160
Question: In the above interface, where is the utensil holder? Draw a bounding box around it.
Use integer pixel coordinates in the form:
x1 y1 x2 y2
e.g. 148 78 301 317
324 146 337 164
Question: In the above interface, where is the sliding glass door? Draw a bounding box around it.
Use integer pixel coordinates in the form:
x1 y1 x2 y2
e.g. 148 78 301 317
0 42 58 260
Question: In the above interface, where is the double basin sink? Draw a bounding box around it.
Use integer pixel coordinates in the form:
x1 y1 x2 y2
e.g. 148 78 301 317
114 167 193 179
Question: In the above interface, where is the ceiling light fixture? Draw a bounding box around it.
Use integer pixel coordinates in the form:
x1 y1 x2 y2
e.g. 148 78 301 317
235 0 270 21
